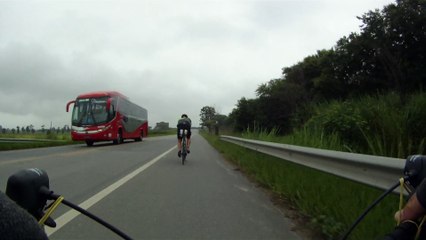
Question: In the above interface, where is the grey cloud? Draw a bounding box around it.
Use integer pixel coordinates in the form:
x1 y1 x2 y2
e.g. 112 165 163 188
0 43 119 117
0 0 395 129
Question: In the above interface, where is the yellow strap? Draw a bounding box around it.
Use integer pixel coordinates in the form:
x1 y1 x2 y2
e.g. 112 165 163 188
398 177 405 225
415 216 426 240
397 177 426 238
404 219 419 228
39 196 64 226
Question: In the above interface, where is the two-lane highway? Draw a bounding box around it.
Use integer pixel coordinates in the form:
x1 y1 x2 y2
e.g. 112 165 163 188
0 131 302 239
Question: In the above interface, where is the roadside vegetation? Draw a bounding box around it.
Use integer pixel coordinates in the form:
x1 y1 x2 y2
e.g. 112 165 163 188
198 1 426 239
241 92 426 158
201 131 399 239
199 93 426 239
0 132 72 141
149 128 176 137
199 94 425 239
0 132 73 151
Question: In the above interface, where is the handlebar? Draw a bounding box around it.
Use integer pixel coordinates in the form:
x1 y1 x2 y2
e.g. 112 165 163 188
5 168 133 240
341 155 426 240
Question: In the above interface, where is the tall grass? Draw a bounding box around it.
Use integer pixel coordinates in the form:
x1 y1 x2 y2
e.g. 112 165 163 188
354 92 426 158
242 125 281 142
282 126 354 152
287 92 426 158
241 124 353 153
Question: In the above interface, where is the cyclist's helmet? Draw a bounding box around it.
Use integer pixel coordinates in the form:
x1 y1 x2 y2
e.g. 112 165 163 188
181 114 188 118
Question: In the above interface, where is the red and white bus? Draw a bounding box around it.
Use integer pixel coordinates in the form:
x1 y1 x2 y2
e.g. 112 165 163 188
66 91 148 146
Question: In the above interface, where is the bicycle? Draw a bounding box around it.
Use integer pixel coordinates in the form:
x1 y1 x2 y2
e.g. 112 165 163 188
341 155 426 240
4 168 133 240
180 129 188 165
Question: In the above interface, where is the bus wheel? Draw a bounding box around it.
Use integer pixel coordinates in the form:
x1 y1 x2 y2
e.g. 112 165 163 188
135 131 143 142
113 130 123 144
85 140 94 146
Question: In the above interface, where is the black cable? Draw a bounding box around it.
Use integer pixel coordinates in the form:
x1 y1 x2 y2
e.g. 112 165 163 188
40 187 133 240
60 199 133 240
340 180 402 240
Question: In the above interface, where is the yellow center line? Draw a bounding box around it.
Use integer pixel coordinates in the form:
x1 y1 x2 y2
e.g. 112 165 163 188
0 149 98 166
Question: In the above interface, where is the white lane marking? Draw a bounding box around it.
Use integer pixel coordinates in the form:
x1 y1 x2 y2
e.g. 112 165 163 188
46 145 177 237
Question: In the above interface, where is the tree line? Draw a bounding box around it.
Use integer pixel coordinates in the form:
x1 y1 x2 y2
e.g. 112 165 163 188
231 0 425 133
0 125 71 134
200 0 426 156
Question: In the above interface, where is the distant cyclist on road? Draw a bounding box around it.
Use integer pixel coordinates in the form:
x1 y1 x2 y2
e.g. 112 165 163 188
177 114 192 157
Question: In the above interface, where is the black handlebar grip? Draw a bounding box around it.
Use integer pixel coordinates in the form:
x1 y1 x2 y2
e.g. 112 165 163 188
5 168 55 227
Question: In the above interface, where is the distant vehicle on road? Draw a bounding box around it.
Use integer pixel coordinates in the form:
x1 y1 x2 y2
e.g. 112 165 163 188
66 91 148 146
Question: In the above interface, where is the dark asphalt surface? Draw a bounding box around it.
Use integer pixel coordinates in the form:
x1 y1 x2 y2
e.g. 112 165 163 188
0 131 302 239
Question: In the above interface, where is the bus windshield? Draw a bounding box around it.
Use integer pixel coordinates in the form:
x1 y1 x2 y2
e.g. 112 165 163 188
71 97 114 126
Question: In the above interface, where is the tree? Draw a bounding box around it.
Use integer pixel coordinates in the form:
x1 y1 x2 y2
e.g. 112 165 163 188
228 97 258 132
200 106 216 132
258 80 308 133
363 0 426 94
214 114 228 126
331 0 426 96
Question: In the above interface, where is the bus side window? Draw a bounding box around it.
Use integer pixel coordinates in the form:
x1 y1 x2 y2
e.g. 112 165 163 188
108 104 115 121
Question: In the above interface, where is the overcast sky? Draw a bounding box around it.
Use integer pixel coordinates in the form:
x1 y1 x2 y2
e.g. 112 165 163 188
0 0 395 129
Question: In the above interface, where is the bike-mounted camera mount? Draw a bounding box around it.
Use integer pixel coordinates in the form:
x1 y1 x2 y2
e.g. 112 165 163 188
6 168 133 240
340 155 426 240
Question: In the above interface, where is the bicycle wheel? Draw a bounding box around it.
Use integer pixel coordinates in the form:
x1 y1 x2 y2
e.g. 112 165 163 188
182 152 186 165
181 135 186 165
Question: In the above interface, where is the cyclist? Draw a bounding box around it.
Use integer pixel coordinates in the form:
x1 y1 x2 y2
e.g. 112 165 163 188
177 114 192 157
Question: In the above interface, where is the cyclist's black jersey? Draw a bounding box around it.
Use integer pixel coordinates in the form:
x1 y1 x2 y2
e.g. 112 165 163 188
177 118 191 129
177 117 191 139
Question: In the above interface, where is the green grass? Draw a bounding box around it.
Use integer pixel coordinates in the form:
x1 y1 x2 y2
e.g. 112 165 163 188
0 132 72 140
0 132 74 151
202 131 401 240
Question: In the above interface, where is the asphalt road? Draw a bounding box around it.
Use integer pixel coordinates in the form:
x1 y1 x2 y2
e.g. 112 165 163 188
0 131 302 239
